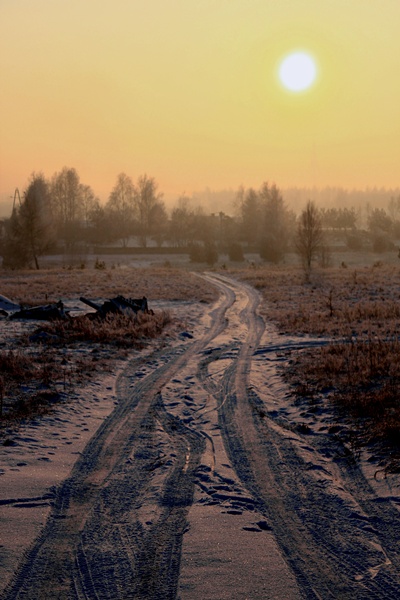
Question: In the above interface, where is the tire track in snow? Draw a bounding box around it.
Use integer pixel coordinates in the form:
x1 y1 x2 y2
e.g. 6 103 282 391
203 273 400 599
2 284 233 600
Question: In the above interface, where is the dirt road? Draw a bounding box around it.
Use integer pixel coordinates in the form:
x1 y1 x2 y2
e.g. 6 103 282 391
4 274 400 599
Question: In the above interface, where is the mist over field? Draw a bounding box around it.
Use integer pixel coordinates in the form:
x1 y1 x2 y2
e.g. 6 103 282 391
2 168 400 274
3 184 400 219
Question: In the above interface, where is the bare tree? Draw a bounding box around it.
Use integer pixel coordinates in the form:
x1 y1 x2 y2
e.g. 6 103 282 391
81 185 99 229
135 174 164 247
50 167 84 249
149 201 168 247
296 200 324 278
106 173 137 247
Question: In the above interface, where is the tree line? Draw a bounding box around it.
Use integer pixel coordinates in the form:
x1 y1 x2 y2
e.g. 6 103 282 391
0 168 168 268
1 167 400 270
0 170 297 268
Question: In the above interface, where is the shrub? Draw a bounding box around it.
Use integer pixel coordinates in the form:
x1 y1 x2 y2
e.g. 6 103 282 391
94 258 106 270
189 243 206 263
346 233 364 251
372 234 393 253
259 238 284 263
189 242 218 265
228 242 244 262
204 241 218 266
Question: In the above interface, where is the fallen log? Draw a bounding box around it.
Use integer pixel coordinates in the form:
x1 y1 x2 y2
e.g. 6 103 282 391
10 301 69 321
79 295 149 318
0 294 20 313
110 295 149 313
79 297 103 312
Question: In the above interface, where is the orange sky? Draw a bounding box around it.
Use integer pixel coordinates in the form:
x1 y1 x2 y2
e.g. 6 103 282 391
1 0 400 205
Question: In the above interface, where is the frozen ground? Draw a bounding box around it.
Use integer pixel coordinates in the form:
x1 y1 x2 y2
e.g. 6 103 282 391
1 275 400 599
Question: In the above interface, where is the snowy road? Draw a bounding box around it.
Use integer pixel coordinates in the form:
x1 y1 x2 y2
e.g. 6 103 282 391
4 274 400 599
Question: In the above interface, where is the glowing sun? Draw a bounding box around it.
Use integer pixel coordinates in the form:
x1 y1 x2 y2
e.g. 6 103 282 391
278 52 317 92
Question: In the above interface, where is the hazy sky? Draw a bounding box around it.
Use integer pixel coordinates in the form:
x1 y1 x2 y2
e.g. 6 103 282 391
1 0 399 203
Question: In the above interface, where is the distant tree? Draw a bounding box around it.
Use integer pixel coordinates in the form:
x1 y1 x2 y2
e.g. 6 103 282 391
388 196 400 239
236 182 293 260
393 221 400 240
105 173 137 247
150 201 168 247
339 207 358 229
80 185 99 229
228 242 244 261
217 212 237 251
20 174 54 268
258 182 293 263
134 174 164 247
188 241 218 265
189 243 206 263
368 208 393 235
372 234 393 253
2 174 54 269
388 195 400 222
204 241 218 265
191 206 215 244
50 167 85 249
169 198 229 249
169 197 193 247
320 207 358 230
296 201 324 278
1 208 28 269
82 201 110 245
238 187 260 247
346 232 364 251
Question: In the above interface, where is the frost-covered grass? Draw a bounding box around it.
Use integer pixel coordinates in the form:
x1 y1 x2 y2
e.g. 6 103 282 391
234 262 400 337
39 310 172 348
285 334 400 471
0 309 172 425
231 261 400 471
0 263 216 426
0 264 218 306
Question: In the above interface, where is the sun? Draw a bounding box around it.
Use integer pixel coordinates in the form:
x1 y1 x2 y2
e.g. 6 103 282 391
278 51 317 92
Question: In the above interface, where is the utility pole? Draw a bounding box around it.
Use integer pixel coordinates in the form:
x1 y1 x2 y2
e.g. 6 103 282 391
12 188 22 210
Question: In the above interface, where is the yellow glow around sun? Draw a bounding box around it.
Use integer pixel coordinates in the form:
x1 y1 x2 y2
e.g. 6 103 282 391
278 52 317 92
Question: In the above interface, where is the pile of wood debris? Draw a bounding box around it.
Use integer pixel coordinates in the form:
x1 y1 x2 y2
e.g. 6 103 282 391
0 294 151 321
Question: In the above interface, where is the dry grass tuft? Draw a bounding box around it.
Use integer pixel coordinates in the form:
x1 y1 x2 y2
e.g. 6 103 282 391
286 336 400 472
38 310 172 348
0 348 62 423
